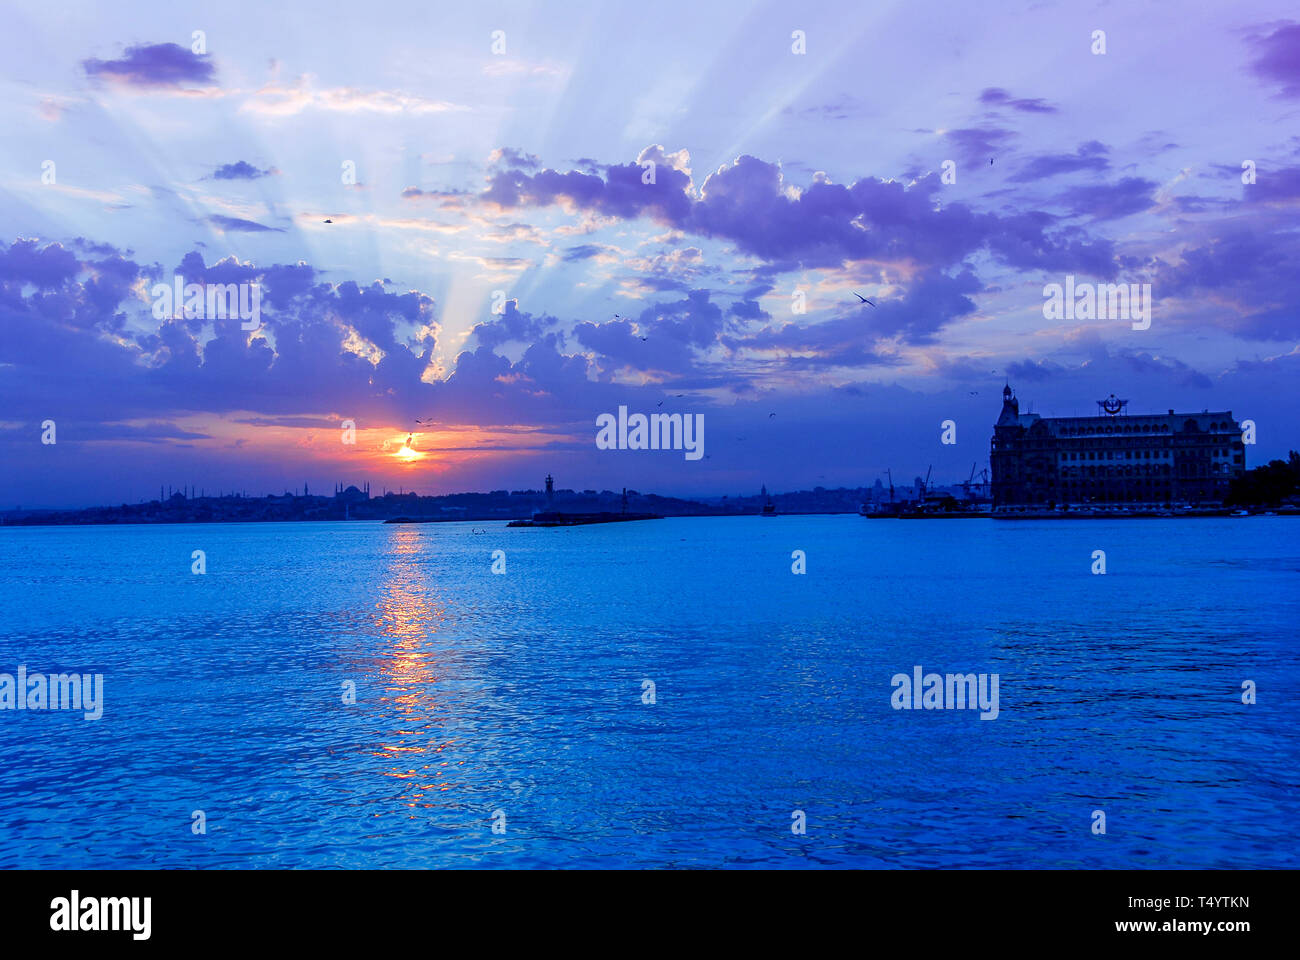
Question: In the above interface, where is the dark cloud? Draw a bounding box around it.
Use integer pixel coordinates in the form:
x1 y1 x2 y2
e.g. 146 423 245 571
573 290 726 374
729 299 768 320
1007 358 1067 382
562 244 609 261
1012 142 1110 182
491 147 542 170
979 87 1058 114
71 237 131 258
1248 22 1300 98
482 160 693 223
468 300 559 349
482 152 1117 277
0 243 439 431
1154 217 1300 341
0 239 79 288
1057 177 1157 220
724 268 981 370
1244 163 1300 203
83 42 215 88
1119 350 1212 389
213 161 273 181
207 215 284 233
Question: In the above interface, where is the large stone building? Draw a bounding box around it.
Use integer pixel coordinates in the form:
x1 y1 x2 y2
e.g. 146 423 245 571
990 385 1246 510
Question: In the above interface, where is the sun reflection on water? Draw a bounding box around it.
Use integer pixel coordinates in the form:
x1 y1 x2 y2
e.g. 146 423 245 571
368 527 468 809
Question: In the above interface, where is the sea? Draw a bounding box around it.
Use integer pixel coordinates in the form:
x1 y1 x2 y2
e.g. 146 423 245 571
0 516 1295 868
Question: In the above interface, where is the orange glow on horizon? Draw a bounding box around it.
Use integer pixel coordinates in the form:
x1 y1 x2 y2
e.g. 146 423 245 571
142 411 578 491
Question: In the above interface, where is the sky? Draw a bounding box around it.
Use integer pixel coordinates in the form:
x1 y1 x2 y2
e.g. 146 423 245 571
2 0 1299 507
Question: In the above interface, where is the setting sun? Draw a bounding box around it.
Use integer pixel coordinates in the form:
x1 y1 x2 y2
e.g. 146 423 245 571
394 444 424 463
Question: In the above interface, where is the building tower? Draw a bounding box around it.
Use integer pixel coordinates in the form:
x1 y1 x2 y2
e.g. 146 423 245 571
997 383 1020 425
545 474 555 508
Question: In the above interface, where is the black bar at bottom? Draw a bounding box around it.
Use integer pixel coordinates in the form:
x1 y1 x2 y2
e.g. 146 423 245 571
0 868 1282 947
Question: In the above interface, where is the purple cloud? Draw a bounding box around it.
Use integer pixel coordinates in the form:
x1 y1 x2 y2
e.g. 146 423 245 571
1057 177 1157 221
469 300 559 350
490 147 542 170
1248 22 1300 98
980 87 1058 114
945 127 1016 164
213 161 273 181
1244 163 1300 202
1012 142 1110 182
207 215 283 233
482 151 1117 276
0 239 79 289
83 42 215 88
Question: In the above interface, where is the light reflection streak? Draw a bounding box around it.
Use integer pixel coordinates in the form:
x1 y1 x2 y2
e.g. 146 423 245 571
368 527 468 808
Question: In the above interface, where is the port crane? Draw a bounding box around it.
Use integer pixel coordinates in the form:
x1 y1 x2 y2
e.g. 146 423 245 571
962 462 977 499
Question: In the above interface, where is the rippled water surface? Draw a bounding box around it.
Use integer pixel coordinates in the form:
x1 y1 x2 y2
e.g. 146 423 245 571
0 516 1296 868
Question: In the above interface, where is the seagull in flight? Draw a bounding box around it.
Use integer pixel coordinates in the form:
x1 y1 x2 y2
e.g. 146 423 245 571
853 293 876 307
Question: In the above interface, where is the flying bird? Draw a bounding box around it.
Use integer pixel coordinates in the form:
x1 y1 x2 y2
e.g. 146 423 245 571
989 158 994 166
323 219 333 223
853 293 876 307
657 400 664 407
769 412 776 418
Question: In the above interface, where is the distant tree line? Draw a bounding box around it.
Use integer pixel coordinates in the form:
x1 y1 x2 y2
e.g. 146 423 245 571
1227 451 1300 505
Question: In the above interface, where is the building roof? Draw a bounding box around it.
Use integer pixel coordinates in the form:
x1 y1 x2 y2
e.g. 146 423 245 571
998 387 1237 436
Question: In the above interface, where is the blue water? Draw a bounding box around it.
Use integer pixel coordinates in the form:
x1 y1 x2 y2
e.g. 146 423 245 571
0 516 1295 868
